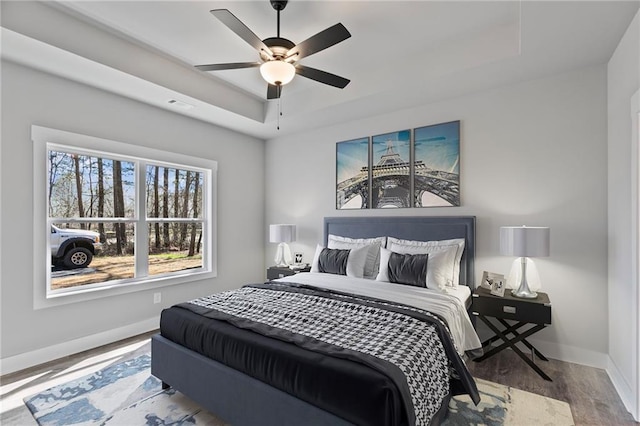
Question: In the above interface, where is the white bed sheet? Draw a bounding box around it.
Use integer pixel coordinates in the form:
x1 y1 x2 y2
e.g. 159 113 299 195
275 272 481 355
445 285 472 309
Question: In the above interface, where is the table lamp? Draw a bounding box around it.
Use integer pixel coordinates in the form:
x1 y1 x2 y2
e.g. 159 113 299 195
500 226 550 298
270 224 296 267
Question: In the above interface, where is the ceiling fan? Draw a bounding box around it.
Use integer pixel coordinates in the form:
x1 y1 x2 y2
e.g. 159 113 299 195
195 0 351 100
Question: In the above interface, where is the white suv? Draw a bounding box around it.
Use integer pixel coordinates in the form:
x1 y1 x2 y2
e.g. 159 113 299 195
51 225 102 268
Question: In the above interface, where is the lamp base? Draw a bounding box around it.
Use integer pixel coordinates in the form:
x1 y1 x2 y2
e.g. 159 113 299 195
511 256 538 298
511 288 538 299
274 242 292 267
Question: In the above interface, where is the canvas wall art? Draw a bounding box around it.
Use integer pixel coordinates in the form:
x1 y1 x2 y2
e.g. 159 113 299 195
335 121 460 209
371 130 411 209
413 121 460 207
336 137 370 209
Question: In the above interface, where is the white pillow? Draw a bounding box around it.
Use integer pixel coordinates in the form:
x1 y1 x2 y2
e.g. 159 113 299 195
310 244 369 278
376 246 456 291
327 234 386 279
386 237 465 286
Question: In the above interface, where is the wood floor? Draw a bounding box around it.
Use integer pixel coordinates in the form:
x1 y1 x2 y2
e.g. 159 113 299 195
1 330 638 426
467 349 639 426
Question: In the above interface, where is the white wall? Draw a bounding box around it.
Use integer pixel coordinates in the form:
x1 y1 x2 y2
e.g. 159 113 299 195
607 10 640 421
265 65 609 367
0 61 266 368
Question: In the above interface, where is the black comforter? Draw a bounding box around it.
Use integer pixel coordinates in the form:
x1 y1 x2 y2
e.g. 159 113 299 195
160 282 479 426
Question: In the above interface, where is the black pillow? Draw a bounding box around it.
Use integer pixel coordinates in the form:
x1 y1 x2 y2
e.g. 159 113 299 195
318 247 350 275
388 252 428 288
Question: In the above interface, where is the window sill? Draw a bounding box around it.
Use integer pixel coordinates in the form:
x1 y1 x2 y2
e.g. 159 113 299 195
35 270 216 310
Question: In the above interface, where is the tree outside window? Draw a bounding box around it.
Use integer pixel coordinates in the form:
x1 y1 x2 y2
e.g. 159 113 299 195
46 145 211 294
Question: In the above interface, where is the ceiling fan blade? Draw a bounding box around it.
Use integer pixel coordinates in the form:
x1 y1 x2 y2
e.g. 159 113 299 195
195 62 261 71
286 23 351 61
295 65 350 89
210 9 273 58
267 84 282 100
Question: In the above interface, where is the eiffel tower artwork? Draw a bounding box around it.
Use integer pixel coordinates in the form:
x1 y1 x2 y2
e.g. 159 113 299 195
371 130 412 208
336 122 460 209
336 137 370 209
413 121 460 207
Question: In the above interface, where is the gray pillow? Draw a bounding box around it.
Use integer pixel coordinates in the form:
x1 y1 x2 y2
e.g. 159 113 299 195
388 252 428 288
318 248 350 275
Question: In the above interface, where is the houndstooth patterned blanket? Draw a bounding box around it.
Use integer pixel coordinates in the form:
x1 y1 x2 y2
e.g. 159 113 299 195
185 282 478 426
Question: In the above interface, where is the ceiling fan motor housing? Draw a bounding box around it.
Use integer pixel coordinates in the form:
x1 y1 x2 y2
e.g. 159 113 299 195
262 37 296 61
270 1 288 11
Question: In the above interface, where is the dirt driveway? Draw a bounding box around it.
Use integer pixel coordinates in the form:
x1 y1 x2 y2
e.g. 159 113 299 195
51 253 202 290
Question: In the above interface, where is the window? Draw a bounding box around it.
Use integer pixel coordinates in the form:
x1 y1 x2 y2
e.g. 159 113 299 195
33 126 217 307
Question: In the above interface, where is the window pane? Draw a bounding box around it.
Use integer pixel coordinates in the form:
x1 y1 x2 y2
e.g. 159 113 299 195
37 126 216 303
48 150 135 218
148 221 203 276
50 222 135 290
146 166 203 219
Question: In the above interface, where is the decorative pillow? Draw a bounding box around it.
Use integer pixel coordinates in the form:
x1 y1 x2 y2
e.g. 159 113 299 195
318 247 349 275
327 235 386 279
376 246 456 291
386 237 465 286
310 244 369 278
387 252 428 288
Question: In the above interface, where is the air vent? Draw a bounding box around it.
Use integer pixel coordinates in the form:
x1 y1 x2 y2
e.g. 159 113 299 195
167 99 194 110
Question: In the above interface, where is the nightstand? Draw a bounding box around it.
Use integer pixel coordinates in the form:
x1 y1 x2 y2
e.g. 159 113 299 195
267 265 311 280
472 286 553 381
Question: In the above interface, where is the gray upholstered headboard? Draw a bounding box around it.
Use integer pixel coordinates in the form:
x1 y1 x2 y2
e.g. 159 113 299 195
324 216 476 288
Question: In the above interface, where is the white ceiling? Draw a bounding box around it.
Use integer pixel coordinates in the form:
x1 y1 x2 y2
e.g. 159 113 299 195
2 1 638 139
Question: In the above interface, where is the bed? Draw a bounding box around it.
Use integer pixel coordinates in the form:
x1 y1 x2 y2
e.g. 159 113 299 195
151 216 481 426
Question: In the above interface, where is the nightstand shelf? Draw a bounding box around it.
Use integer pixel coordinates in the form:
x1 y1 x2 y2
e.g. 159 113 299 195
267 265 311 280
472 287 553 381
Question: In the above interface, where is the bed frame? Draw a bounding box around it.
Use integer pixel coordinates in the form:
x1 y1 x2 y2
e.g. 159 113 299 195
151 215 476 426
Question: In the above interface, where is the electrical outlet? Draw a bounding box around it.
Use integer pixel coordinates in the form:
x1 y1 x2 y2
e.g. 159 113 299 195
153 292 161 304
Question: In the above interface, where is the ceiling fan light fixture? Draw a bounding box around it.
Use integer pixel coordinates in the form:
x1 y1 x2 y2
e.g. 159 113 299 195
260 60 295 86
197 3 351 100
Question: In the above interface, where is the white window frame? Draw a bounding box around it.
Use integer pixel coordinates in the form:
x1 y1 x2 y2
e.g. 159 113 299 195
32 125 217 309
632 90 640 420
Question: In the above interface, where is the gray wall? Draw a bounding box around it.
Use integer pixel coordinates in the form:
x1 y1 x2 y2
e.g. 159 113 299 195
265 65 609 367
0 61 266 362
607 10 639 420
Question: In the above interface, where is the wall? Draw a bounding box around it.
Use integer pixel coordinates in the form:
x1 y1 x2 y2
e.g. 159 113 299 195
607 10 640 421
265 65 609 367
0 61 266 369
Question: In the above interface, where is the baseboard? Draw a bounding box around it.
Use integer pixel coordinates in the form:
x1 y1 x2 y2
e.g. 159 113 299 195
607 356 639 421
523 338 609 369
0 316 159 376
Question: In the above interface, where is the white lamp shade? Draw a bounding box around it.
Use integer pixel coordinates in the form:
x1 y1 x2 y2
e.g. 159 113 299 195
500 226 550 257
260 60 296 86
269 224 296 243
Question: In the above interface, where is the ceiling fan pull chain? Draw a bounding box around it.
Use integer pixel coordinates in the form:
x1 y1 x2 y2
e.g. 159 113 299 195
277 97 281 130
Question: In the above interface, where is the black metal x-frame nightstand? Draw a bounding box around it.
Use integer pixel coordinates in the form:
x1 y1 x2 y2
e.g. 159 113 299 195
472 286 553 381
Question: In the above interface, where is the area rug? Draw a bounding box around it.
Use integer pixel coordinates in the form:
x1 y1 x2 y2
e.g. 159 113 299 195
24 354 574 425
444 379 574 425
